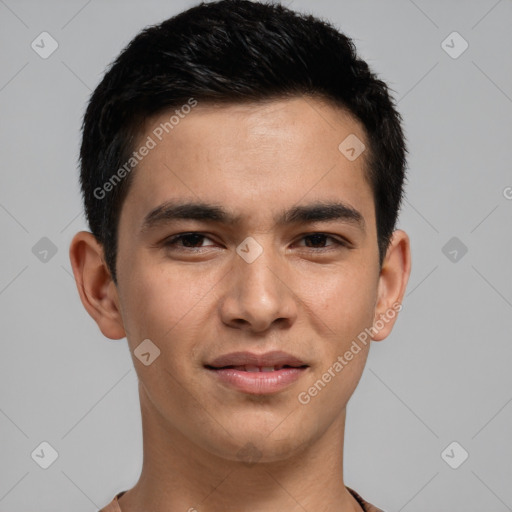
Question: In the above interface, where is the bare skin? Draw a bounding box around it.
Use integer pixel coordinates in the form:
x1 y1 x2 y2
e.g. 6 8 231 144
70 96 411 512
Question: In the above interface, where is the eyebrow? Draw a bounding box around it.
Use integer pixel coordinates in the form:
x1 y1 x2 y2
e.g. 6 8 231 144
140 200 365 233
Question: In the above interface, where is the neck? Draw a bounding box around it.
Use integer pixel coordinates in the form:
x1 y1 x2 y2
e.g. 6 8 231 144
118 386 363 512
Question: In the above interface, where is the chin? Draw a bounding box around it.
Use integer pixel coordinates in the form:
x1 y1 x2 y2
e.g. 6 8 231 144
199 426 312 465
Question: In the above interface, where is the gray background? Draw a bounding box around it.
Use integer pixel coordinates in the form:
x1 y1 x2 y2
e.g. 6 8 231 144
1 0 511 511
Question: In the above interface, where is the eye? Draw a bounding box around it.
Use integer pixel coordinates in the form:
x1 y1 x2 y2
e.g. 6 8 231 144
163 232 216 250
161 232 350 253
295 233 349 250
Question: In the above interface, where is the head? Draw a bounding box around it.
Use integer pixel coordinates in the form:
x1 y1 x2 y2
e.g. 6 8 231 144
79 0 408 284
70 0 410 464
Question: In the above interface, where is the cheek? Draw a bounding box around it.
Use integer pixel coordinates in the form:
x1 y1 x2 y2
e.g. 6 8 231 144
119 259 214 364
119 261 182 343
306 266 377 333
119 270 202 403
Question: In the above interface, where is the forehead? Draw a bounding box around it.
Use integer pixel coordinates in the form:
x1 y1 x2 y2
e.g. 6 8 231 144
121 96 375 231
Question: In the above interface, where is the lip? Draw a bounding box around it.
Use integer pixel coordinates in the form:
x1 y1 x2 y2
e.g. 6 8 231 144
206 366 308 395
205 350 309 395
206 350 307 369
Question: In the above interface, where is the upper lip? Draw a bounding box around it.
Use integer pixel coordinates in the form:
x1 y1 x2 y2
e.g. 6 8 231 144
206 350 308 369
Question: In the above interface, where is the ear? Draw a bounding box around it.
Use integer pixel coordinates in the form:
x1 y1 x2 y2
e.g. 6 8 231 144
371 229 411 341
69 231 126 340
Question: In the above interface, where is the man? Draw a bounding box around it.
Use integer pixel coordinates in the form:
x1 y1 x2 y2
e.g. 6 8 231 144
69 1 411 510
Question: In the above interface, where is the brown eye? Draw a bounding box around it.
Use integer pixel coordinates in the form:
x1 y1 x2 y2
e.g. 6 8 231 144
163 233 215 249
296 233 348 250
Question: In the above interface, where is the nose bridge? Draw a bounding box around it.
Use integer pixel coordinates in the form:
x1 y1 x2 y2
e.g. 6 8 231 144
239 241 280 296
220 235 296 331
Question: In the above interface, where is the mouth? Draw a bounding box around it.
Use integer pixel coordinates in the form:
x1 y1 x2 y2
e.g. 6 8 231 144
205 364 308 372
204 351 309 395
205 350 308 369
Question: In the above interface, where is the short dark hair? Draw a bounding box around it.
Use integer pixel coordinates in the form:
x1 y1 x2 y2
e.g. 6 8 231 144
80 0 407 283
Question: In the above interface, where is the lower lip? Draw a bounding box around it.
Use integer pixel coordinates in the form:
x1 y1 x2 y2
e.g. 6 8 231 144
206 367 308 395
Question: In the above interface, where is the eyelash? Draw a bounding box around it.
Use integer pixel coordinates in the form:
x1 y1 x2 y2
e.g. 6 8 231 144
162 232 350 252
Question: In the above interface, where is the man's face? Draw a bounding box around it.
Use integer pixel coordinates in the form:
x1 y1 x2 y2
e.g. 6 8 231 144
113 97 391 462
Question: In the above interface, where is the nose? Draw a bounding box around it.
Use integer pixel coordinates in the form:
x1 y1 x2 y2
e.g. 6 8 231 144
219 243 298 334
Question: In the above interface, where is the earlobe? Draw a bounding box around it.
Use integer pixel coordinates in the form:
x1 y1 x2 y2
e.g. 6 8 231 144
371 229 411 342
69 231 126 340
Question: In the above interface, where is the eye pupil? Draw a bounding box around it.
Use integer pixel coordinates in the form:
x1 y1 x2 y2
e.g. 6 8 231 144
182 234 204 247
305 234 327 248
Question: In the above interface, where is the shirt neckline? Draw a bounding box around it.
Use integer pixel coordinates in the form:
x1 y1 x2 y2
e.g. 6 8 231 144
110 486 383 512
